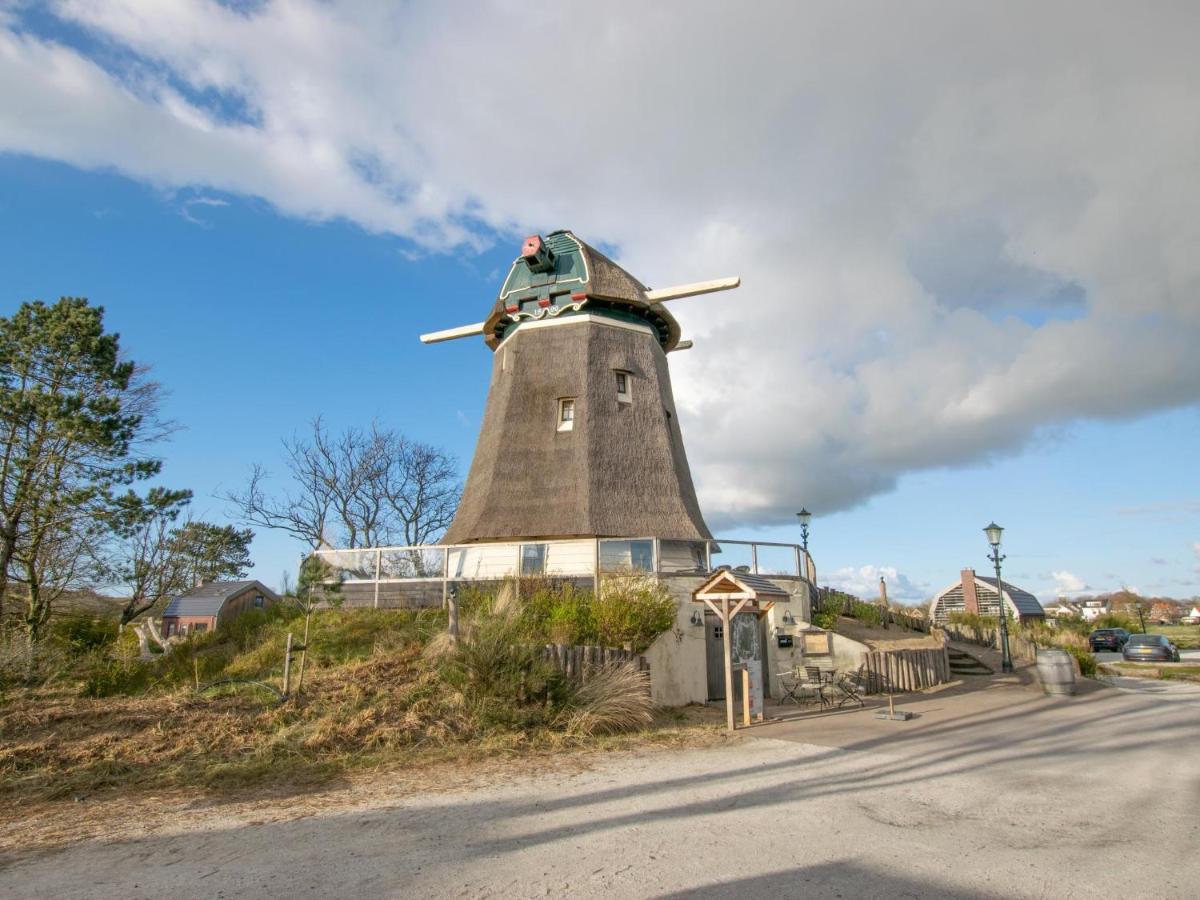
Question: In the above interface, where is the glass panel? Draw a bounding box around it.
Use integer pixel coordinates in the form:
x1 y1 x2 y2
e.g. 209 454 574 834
707 541 754 574
379 547 445 579
598 539 654 573
754 544 801 576
521 543 547 576
658 540 708 574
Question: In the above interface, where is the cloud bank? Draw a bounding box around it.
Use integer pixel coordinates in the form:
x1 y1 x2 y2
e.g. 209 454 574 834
3 1 1199 529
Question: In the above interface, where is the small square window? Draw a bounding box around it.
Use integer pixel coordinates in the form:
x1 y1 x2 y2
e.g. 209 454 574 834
254 595 264 608
557 398 575 432
615 371 631 403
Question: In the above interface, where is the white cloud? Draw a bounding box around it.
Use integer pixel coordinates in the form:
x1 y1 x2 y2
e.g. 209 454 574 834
824 564 928 604
3 2 1200 527
1049 570 1088 596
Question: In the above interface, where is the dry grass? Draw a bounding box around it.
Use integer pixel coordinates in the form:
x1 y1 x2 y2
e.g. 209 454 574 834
0 608 720 823
559 664 654 737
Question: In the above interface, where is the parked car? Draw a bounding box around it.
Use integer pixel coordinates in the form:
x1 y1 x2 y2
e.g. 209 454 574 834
1089 628 1131 652
1122 633 1181 663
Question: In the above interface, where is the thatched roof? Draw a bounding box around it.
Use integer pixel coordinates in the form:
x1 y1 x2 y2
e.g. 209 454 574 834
443 312 712 544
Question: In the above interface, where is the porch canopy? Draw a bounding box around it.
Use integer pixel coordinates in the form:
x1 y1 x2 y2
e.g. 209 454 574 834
692 569 790 731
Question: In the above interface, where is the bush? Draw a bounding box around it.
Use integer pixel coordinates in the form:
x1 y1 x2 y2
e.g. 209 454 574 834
593 576 676 652
51 614 118 653
810 609 838 631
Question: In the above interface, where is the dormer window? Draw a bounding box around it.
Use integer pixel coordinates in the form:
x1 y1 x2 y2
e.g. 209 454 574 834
615 370 631 404
557 397 575 432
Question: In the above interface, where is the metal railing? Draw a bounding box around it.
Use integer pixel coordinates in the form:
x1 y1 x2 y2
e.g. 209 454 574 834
312 537 816 609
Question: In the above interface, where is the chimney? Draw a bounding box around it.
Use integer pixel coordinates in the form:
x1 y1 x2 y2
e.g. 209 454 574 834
879 576 889 606
961 568 979 615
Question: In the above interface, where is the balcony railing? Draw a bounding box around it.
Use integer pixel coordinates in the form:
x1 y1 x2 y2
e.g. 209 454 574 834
312 537 815 609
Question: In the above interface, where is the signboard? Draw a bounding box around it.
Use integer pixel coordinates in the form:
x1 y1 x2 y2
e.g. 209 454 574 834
744 658 763 720
803 630 832 655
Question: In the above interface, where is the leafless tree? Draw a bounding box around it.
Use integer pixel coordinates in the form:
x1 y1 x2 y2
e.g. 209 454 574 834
225 418 460 550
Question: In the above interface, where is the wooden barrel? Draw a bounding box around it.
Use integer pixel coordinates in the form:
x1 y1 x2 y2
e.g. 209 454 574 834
1036 649 1076 696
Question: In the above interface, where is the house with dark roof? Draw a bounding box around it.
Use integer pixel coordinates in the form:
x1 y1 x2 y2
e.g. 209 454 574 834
161 581 280 638
929 568 1045 625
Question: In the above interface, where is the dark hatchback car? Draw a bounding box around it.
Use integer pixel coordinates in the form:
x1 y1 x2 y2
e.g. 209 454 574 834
1089 628 1131 652
1122 633 1181 663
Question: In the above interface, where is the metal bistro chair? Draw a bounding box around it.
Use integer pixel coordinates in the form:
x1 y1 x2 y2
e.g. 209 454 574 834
776 667 824 708
801 666 832 708
830 665 867 708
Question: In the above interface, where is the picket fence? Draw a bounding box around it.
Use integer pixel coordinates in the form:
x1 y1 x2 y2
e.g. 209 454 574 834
542 644 650 682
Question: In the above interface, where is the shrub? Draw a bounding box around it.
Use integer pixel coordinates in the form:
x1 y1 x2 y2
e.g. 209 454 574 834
849 601 884 627
51 614 118 653
593 576 676 652
438 607 568 730
810 609 838 631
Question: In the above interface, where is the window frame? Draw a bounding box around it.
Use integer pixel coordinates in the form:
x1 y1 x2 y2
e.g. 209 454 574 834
615 370 631 404
557 397 576 432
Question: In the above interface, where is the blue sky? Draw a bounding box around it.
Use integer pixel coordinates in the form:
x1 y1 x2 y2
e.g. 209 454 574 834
1 2 1198 602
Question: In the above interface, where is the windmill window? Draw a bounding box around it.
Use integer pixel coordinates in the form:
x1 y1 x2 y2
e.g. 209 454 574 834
557 398 575 432
615 371 631 404
254 595 265 608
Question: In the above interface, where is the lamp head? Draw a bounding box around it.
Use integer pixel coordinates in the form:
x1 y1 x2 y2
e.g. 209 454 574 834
984 522 1004 549
797 508 812 528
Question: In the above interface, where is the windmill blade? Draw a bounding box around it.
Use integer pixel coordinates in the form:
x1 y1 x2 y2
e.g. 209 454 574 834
644 276 740 303
670 340 694 352
420 322 486 344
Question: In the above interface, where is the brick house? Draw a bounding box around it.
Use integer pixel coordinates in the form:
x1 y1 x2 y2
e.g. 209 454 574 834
161 581 280 638
928 568 1045 626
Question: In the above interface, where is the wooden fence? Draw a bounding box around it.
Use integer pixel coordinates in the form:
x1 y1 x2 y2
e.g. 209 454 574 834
862 646 951 694
543 644 650 683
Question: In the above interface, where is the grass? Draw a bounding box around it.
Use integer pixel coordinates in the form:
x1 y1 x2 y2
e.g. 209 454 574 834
1146 625 1200 649
1110 663 1200 682
0 596 707 809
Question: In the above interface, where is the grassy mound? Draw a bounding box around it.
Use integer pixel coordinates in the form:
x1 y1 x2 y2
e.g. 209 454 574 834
1 593 697 806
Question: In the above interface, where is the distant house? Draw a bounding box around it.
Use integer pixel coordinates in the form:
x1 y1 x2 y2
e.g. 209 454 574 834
929 568 1046 625
161 581 280 638
1043 600 1081 621
1181 606 1200 625
1077 598 1110 622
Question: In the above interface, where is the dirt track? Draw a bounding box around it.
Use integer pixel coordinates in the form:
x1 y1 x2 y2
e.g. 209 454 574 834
2 677 1198 898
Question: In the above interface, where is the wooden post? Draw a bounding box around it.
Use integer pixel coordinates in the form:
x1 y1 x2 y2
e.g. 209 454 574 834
373 549 381 609
593 538 601 598
722 595 735 732
741 667 751 726
193 657 200 691
448 585 459 642
282 632 293 696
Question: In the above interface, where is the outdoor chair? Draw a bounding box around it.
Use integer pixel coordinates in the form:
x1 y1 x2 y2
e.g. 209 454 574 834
799 666 832 708
829 666 866 708
776 667 825 707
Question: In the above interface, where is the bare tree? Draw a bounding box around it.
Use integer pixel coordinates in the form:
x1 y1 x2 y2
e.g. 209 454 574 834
226 418 460 551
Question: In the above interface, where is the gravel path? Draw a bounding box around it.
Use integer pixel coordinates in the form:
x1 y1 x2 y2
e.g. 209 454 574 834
2 680 1197 899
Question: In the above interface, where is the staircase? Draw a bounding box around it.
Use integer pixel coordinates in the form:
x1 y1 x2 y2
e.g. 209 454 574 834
948 647 993 676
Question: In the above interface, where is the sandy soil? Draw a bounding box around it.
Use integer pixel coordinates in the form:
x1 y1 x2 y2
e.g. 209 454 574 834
2 675 1198 899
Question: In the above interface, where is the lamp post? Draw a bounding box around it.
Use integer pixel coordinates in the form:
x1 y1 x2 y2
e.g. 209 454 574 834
797 509 812 554
984 522 1013 673
1134 600 1147 633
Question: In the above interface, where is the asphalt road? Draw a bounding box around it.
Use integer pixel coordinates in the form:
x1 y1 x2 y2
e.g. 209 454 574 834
3 677 1198 899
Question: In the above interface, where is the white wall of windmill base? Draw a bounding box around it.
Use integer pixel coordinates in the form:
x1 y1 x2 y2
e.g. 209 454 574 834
646 577 815 707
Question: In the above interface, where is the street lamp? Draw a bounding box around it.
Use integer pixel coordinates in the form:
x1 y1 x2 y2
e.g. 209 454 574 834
797 508 812 554
1134 600 1147 633
984 521 1013 673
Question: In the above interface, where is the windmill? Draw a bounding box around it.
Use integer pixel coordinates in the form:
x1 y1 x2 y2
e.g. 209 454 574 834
421 230 739 545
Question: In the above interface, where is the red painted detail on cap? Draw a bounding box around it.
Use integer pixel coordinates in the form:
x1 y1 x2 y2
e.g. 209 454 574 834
538 297 551 308
505 303 519 313
570 292 587 301
521 235 543 258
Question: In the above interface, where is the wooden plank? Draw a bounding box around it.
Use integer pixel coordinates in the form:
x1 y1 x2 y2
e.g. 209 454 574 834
644 276 740 303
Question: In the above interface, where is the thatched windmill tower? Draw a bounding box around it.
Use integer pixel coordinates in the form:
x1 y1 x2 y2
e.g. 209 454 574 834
422 230 738 545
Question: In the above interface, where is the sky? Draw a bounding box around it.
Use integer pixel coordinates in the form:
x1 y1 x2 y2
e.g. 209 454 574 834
1 0 1198 603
